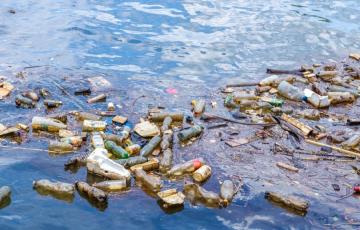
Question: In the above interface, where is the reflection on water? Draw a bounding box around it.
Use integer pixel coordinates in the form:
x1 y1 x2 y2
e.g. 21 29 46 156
0 0 360 229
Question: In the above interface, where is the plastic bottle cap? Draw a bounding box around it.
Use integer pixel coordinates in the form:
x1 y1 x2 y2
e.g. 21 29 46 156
193 160 202 170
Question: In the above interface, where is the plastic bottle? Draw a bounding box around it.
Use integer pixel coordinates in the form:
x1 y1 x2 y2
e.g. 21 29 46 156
233 92 257 103
105 140 129 159
259 75 294 87
86 149 131 181
48 141 73 153
82 120 107 132
33 179 75 196
130 158 159 172
167 158 204 177
149 112 184 122
115 156 148 168
277 81 305 101
161 116 172 132
91 132 105 149
87 94 106 103
328 92 355 104
0 186 11 204
15 95 35 108
140 135 161 157
259 97 284 107
264 191 309 213
177 125 203 142
183 182 221 207
328 85 359 96
157 189 185 207
303 89 330 108
44 99 63 108
161 133 173 150
125 144 141 155
75 181 107 203
74 112 101 121
192 165 211 182
193 99 206 116
159 149 173 173
32 117 67 132
93 179 127 192
220 180 235 206
22 90 39 101
105 126 131 145
60 136 83 147
134 168 162 192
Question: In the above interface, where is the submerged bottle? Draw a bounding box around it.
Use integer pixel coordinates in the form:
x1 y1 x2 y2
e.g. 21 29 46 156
32 116 67 132
48 141 73 153
74 112 102 121
183 182 221 207
33 179 75 196
75 181 107 203
134 168 163 192
220 180 235 206
0 186 11 205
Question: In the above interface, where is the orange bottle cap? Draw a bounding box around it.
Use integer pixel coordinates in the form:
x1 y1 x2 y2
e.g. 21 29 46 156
193 160 202 170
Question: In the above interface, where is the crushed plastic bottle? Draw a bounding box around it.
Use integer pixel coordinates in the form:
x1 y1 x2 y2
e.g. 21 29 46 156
193 99 206 116
87 148 131 181
157 189 185 207
60 136 83 147
130 158 159 172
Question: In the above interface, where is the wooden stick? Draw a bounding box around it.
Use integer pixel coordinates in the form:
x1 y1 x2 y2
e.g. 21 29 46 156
226 82 259 88
305 139 360 158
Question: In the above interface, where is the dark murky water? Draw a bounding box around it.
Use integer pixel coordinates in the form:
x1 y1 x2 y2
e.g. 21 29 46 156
1 1 360 229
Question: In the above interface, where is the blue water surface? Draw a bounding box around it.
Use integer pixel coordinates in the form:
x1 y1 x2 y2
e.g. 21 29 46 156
0 1 360 229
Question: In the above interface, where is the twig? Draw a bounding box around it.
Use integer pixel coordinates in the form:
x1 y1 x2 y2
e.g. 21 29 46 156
201 113 276 127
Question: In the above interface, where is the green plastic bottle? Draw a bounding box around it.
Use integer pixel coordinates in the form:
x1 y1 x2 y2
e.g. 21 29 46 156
105 140 129 159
